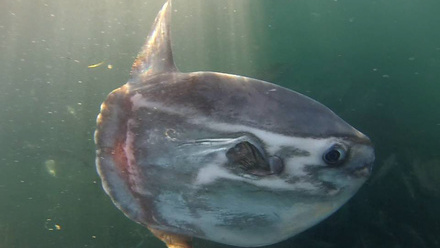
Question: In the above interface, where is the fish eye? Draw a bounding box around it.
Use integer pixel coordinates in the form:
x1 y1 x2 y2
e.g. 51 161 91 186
322 144 347 166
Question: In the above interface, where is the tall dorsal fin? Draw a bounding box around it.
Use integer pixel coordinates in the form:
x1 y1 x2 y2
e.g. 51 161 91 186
129 0 177 84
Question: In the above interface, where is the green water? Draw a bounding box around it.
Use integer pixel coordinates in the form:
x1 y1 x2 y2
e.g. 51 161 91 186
1 0 439 247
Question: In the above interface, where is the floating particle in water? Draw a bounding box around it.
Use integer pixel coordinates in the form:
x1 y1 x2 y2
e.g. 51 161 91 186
44 218 61 231
67 105 76 117
88 61 104 68
44 159 57 177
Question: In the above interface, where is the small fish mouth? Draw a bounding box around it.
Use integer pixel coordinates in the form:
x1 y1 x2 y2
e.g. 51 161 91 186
352 162 373 178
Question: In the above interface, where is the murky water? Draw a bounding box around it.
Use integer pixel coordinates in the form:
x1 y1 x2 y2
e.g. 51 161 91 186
1 0 439 247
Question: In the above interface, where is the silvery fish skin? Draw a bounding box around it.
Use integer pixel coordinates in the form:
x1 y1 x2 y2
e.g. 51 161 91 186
95 1 375 247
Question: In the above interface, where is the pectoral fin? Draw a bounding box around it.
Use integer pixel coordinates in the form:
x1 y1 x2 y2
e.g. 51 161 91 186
226 141 269 171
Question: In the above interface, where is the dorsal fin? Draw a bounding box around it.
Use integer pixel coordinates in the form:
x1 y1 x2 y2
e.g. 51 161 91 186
129 0 177 84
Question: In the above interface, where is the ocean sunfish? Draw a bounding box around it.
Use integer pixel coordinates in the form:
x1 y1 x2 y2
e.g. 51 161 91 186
95 1 375 248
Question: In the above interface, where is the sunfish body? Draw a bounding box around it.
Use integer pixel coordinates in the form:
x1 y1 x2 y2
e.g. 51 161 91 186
95 1 375 248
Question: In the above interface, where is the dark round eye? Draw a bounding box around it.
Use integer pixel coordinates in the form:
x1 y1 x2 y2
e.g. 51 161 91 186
323 144 347 166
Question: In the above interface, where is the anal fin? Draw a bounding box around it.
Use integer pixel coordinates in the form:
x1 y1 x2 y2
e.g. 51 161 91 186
148 227 192 248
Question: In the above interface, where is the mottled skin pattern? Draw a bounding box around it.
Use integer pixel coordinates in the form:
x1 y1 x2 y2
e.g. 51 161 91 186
95 1 374 248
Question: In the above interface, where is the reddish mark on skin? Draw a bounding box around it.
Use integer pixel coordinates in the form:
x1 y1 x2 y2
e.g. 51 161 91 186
103 87 130 160
111 120 139 192
98 85 154 221
113 139 130 179
102 85 134 183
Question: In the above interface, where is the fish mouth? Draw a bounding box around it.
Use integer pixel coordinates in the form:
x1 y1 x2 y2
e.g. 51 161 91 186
351 162 374 178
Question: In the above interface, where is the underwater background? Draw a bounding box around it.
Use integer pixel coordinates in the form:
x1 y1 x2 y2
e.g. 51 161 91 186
1 0 439 247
